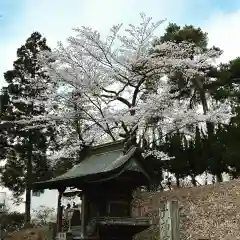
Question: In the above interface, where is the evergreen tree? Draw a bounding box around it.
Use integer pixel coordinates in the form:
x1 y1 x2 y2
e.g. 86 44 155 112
207 58 240 180
160 127 207 187
154 22 216 113
153 23 233 184
143 24 212 186
0 88 10 159
185 127 207 185
0 32 55 225
222 124 240 178
159 23 208 49
163 132 187 187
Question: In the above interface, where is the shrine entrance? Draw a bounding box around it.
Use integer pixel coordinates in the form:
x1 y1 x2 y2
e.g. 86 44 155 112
33 141 157 240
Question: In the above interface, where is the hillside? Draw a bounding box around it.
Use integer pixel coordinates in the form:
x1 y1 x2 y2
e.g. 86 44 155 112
6 179 240 240
134 179 240 240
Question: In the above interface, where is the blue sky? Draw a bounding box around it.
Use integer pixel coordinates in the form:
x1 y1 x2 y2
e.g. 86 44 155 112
1 0 240 88
0 1 26 41
0 0 239 38
1 0 240 211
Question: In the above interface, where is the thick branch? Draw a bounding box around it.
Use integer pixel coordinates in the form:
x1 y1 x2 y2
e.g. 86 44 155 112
132 77 146 107
100 94 131 108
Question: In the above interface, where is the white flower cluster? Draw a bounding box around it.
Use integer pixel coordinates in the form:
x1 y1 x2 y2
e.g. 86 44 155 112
20 13 233 159
142 150 174 161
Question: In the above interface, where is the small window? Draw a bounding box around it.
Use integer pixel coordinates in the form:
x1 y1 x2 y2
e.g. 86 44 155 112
107 201 129 217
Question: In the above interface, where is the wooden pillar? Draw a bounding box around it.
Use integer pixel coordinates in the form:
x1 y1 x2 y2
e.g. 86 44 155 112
81 193 86 237
56 188 65 233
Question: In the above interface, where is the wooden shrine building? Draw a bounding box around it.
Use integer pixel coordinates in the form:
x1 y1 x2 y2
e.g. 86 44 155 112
33 141 154 240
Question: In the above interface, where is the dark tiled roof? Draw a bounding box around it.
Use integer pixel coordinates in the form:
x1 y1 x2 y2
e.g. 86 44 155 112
33 141 140 188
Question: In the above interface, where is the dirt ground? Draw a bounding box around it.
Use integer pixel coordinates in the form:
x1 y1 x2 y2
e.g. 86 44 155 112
5 226 52 240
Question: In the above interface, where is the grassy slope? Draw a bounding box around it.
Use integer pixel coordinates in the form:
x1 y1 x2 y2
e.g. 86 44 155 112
134 179 240 240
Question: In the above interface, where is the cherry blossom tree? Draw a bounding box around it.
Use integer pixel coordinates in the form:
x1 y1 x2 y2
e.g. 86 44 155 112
21 14 234 159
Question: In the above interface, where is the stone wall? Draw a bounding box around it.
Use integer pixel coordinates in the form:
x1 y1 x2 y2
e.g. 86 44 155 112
133 179 240 240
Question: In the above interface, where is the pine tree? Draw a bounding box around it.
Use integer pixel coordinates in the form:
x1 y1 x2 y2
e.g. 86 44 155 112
185 127 207 185
0 32 54 225
0 88 10 159
163 131 187 187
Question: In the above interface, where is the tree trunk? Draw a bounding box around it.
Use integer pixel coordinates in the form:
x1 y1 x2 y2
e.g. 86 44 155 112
176 175 180 187
204 172 208 185
212 175 216 184
74 101 84 164
25 187 31 226
191 175 197 186
25 138 33 226
56 189 64 233
216 173 223 183
195 77 208 114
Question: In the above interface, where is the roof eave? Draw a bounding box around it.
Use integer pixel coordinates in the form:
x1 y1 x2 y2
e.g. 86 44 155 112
33 147 137 190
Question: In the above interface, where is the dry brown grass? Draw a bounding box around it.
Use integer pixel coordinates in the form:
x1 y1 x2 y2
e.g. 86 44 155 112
134 179 240 240
5 226 52 240
7 180 240 240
